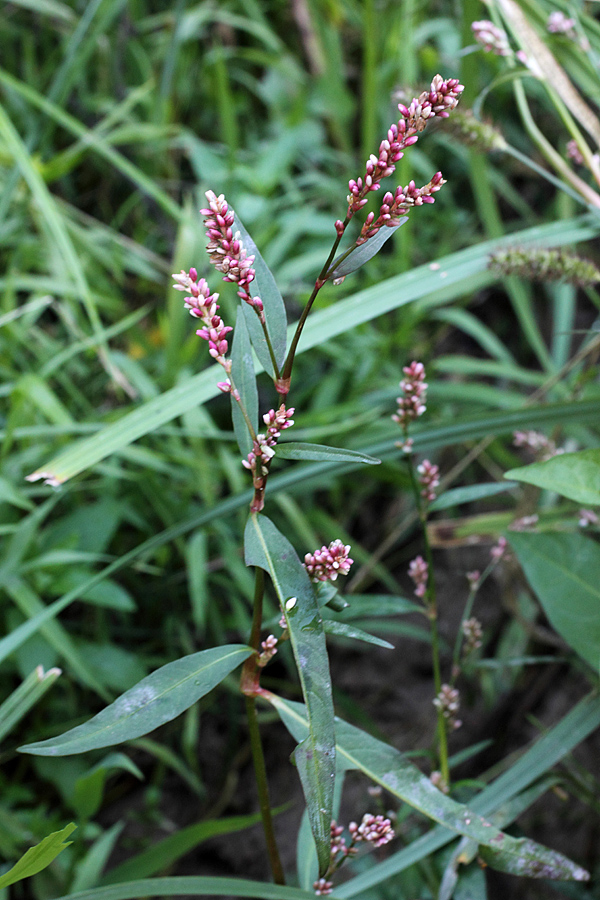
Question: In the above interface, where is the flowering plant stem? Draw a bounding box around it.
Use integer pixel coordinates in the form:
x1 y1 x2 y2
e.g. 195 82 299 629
280 217 349 385
241 566 286 884
406 458 450 787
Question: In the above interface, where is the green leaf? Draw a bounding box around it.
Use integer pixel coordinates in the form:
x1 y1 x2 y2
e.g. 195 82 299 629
330 219 409 279
430 481 518 511
50 876 320 900
19 645 252 756
509 531 600 671
230 308 259 459
244 514 335 876
506 449 600 506
0 823 76 889
333 594 423 619
232 210 287 374
276 442 381 464
322 620 394 649
334 692 600 897
269 695 589 882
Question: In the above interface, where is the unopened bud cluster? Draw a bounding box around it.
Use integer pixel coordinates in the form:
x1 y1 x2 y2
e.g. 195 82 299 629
472 20 512 55
313 815 395 895
462 617 483 654
513 429 561 461
358 174 445 244
417 459 440 503
490 246 600 288
408 555 429 599
490 535 507 561
201 191 265 319
579 509 599 527
257 634 278 667
344 75 463 244
242 405 295 489
304 540 353 583
172 269 233 381
433 684 462 730
393 361 428 451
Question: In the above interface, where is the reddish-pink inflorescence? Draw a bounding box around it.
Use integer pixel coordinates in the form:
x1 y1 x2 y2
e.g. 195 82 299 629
349 814 395 848
200 190 265 320
257 634 278 667
408 555 429 599
392 362 428 449
304 540 353 583
417 459 440 503
242 404 295 487
172 269 233 385
313 878 334 896
345 75 463 234
358 172 446 244
471 20 512 55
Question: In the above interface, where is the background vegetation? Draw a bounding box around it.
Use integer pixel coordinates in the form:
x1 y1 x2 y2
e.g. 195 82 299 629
1 0 600 898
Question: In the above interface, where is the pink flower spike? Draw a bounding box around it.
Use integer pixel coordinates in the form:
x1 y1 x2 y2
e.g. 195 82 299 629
408 555 428 599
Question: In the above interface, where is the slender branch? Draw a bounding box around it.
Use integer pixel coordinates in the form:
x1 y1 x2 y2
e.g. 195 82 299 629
245 695 286 884
406 459 450 786
281 217 350 383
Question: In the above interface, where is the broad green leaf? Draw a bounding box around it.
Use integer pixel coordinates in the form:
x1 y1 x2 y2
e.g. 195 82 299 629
509 531 600 671
334 692 600 897
51 876 321 900
19 645 252 756
276 442 380 464
322 620 394 649
430 481 518 511
506 449 600 506
330 219 409 279
0 823 76 889
230 308 259 459
27 216 600 485
233 210 287 373
269 695 589 882
244 514 335 876
103 812 266 883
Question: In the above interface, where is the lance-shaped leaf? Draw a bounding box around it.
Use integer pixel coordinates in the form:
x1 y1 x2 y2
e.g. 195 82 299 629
244 514 335 876
506 449 600 506
329 218 409 279
230 308 259 460
322 620 394 649
232 210 287 375
276 442 381 464
0 823 76 889
19 645 252 756
268 695 589 882
509 531 600 671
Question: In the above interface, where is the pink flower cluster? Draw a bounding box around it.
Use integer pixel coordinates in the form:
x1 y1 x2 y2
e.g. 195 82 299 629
462 617 483 653
513 429 560 460
346 75 463 220
392 361 428 450
408 555 428 599
242 405 295 482
304 539 353 583
200 190 265 320
547 10 576 35
349 813 395 848
417 459 440 503
172 269 233 382
472 20 511 55
357 173 446 244
490 535 507 561
313 878 334 896
433 683 462 730
257 634 278 667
